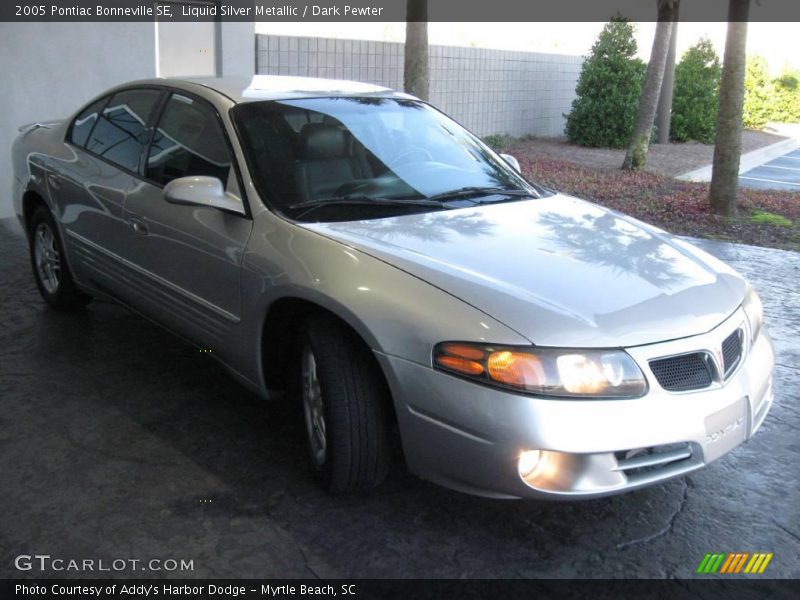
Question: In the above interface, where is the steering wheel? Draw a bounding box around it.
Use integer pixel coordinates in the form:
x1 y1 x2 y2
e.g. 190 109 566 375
389 147 434 168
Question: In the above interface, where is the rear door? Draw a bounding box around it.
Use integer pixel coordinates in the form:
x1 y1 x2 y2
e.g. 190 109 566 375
122 91 253 346
50 88 164 295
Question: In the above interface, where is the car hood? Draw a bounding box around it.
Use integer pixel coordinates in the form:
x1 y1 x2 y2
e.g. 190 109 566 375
301 194 746 347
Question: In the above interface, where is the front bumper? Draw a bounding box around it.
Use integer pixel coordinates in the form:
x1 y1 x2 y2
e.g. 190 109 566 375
377 309 775 499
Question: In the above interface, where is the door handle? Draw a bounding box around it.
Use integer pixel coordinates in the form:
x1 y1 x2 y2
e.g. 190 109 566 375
129 218 149 236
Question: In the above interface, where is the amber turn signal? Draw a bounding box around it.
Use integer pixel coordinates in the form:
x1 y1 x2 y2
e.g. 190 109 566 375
434 343 486 376
435 355 484 376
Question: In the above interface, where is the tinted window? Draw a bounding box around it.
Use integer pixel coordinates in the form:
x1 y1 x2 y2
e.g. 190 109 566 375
85 89 161 172
145 93 232 186
68 97 108 147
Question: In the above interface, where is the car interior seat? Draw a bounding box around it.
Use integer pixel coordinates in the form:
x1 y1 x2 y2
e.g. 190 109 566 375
295 123 368 202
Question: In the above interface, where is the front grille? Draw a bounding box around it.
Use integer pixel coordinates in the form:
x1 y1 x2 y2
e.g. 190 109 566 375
649 353 713 391
721 329 743 378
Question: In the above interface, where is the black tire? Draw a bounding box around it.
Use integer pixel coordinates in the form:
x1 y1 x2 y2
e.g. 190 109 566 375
28 205 91 310
296 315 391 493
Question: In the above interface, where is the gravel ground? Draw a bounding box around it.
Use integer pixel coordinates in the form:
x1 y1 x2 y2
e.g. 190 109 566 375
504 130 787 177
1 219 799 580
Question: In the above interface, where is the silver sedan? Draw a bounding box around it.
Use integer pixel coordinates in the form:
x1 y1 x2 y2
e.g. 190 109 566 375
11 75 774 499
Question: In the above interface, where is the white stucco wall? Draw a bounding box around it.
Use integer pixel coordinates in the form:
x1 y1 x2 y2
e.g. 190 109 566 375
0 23 156 220
0 20 255 221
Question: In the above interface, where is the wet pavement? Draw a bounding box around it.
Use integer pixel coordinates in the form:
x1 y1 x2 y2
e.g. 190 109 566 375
739 148 800 191
1 218 799 579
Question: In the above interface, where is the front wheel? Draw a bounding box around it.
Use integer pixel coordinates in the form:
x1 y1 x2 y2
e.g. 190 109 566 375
28 206 91 310
297 316 391 493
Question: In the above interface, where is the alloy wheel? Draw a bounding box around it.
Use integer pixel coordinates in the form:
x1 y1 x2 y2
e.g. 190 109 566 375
301 346 327 466
34 222 60 294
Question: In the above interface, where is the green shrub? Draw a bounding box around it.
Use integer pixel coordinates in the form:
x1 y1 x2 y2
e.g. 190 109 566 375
670 38 721 144
743 57 800 127
743 56 775 129
564 17 646 148
483 134 511 150
771 72 800 123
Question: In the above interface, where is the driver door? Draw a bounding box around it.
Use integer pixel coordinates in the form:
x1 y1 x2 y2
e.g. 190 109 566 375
122 91 253 347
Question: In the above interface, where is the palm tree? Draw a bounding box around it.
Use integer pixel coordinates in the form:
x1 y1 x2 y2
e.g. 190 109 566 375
622 0 680 170
709 0 751 216
404 0 429 100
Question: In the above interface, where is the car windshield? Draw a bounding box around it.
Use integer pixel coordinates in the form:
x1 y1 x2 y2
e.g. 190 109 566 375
232 97 545 222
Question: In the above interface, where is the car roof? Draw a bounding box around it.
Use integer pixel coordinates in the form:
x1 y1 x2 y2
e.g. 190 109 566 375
137 75 413 104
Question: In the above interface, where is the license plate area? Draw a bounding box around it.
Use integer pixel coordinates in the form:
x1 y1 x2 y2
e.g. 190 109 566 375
703 397 748 463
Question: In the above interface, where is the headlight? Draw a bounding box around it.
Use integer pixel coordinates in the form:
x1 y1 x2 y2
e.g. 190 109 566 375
433 342 647 399
742 288 763 344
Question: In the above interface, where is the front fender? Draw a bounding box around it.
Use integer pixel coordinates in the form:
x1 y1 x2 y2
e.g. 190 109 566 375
239 211 531 392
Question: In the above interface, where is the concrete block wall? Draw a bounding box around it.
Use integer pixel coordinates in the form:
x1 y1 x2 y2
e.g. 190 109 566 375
256 34 583 138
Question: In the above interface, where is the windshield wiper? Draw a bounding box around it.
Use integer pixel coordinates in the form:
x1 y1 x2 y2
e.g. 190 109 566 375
422 186 536 203
289 195 446 219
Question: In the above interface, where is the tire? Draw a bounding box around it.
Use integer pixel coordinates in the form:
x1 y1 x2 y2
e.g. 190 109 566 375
296 315 391 493
28 205 91 310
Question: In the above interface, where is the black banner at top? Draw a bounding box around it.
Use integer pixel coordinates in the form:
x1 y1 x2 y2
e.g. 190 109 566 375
2 0 800 22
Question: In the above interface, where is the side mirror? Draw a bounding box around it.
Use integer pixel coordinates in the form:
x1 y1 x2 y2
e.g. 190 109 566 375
163 176 245 215
499 153 521 173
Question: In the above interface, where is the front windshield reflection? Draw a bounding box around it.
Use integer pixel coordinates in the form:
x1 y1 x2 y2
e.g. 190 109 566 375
233 97 537 221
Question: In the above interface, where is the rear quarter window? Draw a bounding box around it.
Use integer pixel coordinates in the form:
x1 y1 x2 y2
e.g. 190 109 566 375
68 97 109 148
84 89 162 172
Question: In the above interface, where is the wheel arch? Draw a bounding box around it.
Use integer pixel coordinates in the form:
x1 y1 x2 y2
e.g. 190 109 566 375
22 189 48 233
260 296 379 386
259 296 398 425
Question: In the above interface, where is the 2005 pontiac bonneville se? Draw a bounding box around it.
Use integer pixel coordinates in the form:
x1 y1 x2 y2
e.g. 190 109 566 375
12 75 774 499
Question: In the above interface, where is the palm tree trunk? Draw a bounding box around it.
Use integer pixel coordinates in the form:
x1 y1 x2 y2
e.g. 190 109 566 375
710 0 751 216
655 11 679 143
404 0 429 101
622 0 678 170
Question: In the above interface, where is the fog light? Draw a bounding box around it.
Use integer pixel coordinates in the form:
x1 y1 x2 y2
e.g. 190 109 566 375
518 450 541 478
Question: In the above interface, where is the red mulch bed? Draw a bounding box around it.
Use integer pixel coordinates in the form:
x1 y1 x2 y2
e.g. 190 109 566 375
514 155 800 252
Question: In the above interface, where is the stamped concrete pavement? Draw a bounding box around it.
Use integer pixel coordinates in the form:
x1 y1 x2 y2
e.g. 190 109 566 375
1 220 798 579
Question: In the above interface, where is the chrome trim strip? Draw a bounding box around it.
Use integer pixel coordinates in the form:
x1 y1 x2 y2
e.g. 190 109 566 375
624 457 703 488
66 230 241 324
613 446 692 472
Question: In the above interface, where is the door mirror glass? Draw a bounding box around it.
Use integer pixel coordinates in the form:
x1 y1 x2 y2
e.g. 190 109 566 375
163 176 245 215
499 153 521 173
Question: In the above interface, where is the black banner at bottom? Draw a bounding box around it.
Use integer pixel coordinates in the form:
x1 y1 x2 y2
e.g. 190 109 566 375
3 579 800 600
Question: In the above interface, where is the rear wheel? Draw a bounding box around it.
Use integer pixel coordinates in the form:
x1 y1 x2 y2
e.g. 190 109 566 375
297 315 391 493
28 206 91 310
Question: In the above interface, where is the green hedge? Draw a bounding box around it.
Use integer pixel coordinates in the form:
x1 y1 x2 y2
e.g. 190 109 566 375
743 57 775 129
670 39 721 144
564 17 646 148
744 56 800 128
771 72 800 123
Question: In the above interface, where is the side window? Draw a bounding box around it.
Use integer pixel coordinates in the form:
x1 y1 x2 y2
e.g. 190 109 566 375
68 97 108 148
145 93 233 187
85 89 161 172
